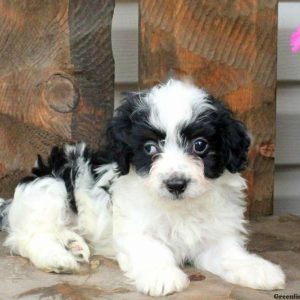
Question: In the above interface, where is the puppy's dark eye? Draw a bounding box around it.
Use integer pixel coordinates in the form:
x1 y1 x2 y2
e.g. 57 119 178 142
192 138 208 155
144 141 159 155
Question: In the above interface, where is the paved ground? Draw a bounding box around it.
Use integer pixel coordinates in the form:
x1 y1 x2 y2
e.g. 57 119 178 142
0 214 299 300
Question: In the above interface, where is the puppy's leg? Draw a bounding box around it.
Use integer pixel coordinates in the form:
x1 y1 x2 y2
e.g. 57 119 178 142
194 237 285 290
4 177 89 273
116 235 189 297
21 232 80 273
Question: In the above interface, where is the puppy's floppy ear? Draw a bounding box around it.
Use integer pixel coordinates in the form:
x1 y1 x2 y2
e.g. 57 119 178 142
222 116 250 173
207 96 250 173
106 92 141 175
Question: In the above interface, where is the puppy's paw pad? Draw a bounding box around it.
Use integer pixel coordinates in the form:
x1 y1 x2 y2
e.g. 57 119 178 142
136 267 190 296
61 232 90 263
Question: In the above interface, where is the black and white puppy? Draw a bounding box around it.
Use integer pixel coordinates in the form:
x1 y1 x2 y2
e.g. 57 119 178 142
0 79 285 296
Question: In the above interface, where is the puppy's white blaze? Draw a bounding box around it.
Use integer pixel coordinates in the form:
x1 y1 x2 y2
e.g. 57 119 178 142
146 79 214 133
147 148 210 199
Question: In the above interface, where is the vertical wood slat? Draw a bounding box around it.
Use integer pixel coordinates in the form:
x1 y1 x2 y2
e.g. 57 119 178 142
139 0 278 218
0 0 115 198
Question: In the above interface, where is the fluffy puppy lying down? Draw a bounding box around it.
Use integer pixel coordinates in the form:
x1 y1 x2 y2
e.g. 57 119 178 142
0 79 285 296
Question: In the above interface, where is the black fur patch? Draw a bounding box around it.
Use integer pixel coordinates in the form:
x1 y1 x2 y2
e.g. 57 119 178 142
22 145 112 213
181 96 250 178
107 91 166 175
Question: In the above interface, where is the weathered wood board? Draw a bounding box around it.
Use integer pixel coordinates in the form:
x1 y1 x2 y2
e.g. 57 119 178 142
0 0 115 198
139 0 278 217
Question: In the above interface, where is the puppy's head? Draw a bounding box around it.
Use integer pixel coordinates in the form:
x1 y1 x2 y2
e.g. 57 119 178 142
108 79 250 200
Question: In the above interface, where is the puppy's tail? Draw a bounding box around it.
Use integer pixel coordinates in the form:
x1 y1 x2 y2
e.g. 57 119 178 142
0 197 11 232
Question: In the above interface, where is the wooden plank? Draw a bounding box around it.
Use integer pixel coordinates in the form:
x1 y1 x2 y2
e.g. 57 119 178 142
68 0 115 146
0 0 115 198
277 2 300 81
139 0 278 218
276 83 300 165
111 1 300 83
0 114 63 198
274 167 300 216
277 84 300 116
276 114 300 165
112 0 138 83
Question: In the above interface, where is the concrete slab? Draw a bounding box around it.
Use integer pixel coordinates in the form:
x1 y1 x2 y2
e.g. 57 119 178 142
0 215 299 300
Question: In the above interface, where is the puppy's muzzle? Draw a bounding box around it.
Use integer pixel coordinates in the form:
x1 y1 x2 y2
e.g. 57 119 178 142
165 177 189 196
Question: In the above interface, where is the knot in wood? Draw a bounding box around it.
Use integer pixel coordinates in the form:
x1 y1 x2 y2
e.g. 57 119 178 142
44 74 79 113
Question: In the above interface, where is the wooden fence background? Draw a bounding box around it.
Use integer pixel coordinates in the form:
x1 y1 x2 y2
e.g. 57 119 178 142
0 0 115 198
0 0 279 218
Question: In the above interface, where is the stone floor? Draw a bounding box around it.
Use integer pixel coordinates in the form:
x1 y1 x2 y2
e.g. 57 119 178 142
0 214 299 300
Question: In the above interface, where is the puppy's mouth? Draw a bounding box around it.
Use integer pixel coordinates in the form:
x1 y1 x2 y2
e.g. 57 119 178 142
170 192 184 200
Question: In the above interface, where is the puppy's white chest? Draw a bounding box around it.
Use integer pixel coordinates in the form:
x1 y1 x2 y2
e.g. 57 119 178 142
149 213 206 261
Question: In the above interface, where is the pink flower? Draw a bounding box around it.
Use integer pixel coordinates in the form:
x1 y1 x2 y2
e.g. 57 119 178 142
290 27 300 53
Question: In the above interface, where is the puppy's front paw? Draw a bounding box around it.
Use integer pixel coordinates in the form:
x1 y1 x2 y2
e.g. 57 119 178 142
135 266 190 297
224 256 286 290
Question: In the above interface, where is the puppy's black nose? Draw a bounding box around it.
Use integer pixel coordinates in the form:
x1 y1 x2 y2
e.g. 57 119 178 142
165 178 188 195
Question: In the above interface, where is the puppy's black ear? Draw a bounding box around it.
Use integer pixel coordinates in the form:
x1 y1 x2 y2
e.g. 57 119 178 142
207 96 250 173
106 92 140 175
222 116 250 173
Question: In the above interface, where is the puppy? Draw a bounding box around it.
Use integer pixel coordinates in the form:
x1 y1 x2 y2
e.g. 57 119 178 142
0 79 285 296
